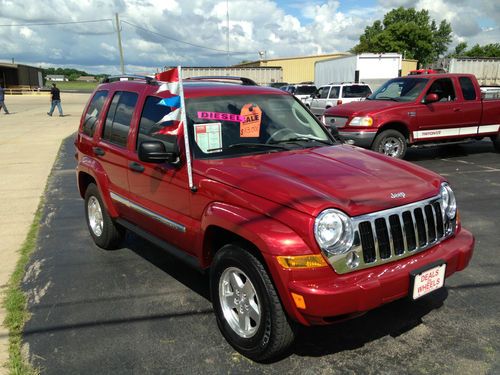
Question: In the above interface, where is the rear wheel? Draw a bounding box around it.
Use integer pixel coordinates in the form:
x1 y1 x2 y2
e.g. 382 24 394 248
84 183 124 249
372 129 407 159
492 133 500 152
210 244 295 362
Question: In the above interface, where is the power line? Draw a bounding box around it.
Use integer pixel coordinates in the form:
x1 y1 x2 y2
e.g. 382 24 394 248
121 20 254 56
0 19 113 27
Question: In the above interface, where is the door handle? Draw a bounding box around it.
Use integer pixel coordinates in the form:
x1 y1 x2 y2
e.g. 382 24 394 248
129 162 145 173
93 147 105 156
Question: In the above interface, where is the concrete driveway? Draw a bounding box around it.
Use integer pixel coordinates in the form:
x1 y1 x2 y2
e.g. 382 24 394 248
20 137 500 374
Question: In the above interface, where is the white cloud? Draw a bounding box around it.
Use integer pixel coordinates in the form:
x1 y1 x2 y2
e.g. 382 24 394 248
0 0 497 74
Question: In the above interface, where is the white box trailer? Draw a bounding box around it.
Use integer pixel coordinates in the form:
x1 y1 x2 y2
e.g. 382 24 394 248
448 58 500 86
314 53 402 89
178 67 283 86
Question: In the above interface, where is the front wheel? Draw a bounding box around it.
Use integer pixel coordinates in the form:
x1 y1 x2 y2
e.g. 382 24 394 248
491 133 500 152
372 129 407 159
210 244 295 362
84 183 124 249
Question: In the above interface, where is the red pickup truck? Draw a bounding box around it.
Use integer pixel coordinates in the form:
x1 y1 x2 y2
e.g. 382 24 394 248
76 74 474 361
323 73 500 158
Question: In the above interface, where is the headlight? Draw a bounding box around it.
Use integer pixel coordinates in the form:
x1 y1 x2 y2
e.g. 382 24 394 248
314 209 354 255
349 116 373 126
440 183 457 219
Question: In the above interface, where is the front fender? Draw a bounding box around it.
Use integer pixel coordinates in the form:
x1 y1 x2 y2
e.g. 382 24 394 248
77 156 118 217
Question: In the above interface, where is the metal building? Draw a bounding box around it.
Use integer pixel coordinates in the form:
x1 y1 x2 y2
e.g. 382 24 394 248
177 66 283 86
234 53 349 84
0 61 43 88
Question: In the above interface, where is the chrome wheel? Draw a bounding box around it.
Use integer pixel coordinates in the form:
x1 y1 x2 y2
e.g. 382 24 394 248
87 196 104 237
219 267 261 338
380 136 403 157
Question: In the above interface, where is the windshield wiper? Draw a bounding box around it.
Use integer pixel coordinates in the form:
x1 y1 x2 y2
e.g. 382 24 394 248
269 135 333 146
375 97 400 102
207 143 290 153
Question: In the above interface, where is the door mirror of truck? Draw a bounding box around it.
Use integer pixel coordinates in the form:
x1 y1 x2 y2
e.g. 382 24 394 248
138 141 180 165
424 93 439 103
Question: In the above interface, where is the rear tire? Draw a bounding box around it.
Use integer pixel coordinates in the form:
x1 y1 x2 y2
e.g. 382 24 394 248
492 133 500 152
372 129 407 159
210 244 295 362
84 183 124 249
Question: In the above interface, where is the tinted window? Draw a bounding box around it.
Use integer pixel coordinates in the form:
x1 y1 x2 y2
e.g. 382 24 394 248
319 87 329 99
427 78 456 102
343 85 372 98
102 91 138 147
459 77 476 100
295 85 317 95
328 86 340 99
82 90 108 137
137 96 179 149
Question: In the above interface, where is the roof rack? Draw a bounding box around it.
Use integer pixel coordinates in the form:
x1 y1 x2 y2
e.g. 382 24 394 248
102 74 156 84
184 76 258 86
327 81 366 85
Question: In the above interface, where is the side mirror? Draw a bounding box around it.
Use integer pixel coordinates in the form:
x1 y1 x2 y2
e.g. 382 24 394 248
424 93 439 103
138 141 179 164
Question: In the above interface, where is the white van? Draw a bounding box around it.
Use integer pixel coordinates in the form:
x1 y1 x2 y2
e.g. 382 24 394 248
307 83 372 116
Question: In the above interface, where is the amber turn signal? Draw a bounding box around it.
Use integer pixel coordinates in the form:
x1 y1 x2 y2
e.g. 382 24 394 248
291 292 306 309
276 254 328 269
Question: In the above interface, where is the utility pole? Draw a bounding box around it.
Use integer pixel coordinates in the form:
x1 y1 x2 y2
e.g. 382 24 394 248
226 0 230 66
115 13 125 74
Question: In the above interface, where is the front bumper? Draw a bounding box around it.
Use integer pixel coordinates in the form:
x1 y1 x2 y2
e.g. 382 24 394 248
273 229 474 325
339 129 377 148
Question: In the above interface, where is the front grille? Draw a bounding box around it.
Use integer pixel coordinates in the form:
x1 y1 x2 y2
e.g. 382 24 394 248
324 116 348 128
354 198 449 265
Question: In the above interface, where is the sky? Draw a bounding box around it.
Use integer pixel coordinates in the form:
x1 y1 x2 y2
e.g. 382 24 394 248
0 0 498 74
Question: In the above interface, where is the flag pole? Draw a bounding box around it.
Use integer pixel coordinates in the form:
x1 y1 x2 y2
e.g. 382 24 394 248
178 66 196 192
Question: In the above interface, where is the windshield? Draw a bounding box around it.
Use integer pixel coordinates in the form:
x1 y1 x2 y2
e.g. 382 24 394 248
295 86 317 95
368 77 429 102
185 94 333 159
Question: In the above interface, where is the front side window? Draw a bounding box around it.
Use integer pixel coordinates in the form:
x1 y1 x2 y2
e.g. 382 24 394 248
319 87 330 99
137 96 178 150
185 93 333 159
102 91 138 147
82 90 108 137
328 86 340 99
427 78 456 102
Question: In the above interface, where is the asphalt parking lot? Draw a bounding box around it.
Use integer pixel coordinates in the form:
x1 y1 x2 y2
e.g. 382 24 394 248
22 137 499 374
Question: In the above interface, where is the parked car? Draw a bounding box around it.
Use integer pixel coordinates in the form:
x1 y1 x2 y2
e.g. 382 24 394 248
281 84 317 103
75 73 474 361
307 83 372 116
323 73 500 158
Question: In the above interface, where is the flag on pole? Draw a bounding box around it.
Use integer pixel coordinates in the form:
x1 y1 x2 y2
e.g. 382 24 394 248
154 66 195 191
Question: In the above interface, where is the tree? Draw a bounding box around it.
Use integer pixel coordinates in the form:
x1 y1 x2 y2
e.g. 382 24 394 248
447 43 500 58
352 7 452 66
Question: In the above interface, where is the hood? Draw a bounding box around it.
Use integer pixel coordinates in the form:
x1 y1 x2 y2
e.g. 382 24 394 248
325 100 408 117
197 145 443 217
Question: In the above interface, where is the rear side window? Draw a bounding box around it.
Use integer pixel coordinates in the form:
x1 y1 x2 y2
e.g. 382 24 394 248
137 96 178 149
82 90 108 137
102 91 138 147
459 77 476 100
328 86 340 99
343 85 372 98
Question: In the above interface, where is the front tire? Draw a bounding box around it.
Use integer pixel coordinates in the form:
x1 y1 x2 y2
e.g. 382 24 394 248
372 129 407 159
84 183 124 249
210 244 295 362
492 133 500 152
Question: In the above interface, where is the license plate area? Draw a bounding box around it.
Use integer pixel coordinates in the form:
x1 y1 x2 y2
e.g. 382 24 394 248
410 261 446 300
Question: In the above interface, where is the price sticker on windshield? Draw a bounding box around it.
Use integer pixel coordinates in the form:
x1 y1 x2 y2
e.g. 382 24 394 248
239 104 262 138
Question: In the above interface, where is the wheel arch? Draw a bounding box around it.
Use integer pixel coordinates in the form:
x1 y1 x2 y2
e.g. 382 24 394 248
375 122 410 144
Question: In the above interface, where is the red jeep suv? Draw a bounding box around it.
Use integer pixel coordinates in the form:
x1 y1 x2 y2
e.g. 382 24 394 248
75 74 474 361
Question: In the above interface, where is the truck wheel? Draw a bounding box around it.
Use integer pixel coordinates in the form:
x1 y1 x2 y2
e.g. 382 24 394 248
372 129 407 159
84 183 124 249
210 244 295 361
492 134 500 152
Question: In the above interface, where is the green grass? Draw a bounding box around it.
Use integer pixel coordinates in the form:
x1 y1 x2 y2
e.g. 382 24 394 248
49 81 99 92
2 202 43 375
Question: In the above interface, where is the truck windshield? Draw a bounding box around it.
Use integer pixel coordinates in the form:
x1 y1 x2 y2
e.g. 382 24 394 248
368 78 429 102
185 94 333 159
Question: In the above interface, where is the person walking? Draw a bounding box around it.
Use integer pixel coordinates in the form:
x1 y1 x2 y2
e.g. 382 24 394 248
0 84 10 114
47 83 63 117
